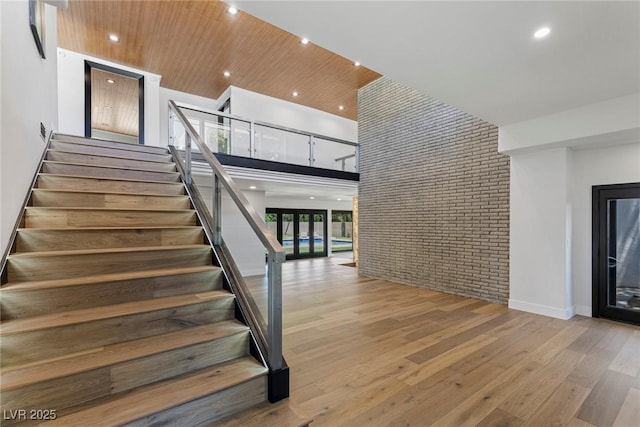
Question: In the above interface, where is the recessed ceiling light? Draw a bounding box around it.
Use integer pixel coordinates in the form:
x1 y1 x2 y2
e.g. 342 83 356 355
292 91 298 97
249 185 257 190
338 105 345 111
534 27 551 39
223 71 231 77
310 196 315 200
108 34 119 43
337 198 342 201
301 37 310 45
106 79 115 84
354 61 361 67
228 6 238 15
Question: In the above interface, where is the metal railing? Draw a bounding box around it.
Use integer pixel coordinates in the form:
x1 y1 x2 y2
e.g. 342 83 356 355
169 102 359 173
168 100 286 374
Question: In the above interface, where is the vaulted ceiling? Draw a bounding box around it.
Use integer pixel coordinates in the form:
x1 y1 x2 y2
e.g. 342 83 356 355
57 0 382 121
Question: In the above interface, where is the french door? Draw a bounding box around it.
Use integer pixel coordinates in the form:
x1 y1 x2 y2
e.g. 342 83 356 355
592 183 640 325
266 209 328 260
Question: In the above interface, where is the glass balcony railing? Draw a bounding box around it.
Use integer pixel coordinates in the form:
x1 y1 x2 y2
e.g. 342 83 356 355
169 103 359 173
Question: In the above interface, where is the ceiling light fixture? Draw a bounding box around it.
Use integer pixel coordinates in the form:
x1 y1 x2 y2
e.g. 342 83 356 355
249 185 257 190
292 91 298 97
354 61 361 67
301 37 310 45
106 79 115 84
108 34 120 43
228 6 238 15
338 105 345 111
534 27 551 39
223 71 231 77
310 196 315 200
337 198 342 201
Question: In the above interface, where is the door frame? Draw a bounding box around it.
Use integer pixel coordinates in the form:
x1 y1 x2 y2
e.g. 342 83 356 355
84 60 145 144
592 182 640 325
267 208 328 260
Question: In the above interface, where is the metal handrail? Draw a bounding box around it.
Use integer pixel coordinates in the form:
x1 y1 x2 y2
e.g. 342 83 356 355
169 100 285 371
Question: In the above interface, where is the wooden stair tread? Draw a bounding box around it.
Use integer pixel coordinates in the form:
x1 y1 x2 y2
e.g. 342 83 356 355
214 401 311 427
1 320 249 390
8 244 209 258
0 290 232 336
40 357 267 427
30 188 188 199
17 225 202 232
43 160 180 176
38 173 185 187
51 135 170 155
25 206 194 213
47 148 175 165
1 265 220 291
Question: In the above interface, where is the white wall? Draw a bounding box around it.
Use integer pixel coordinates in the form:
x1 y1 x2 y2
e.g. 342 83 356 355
509 147 574 319
501 94 640 319
571 143 640 316
1 1 58 252
57 48 161 146
159 87 217 147
229 86 358 143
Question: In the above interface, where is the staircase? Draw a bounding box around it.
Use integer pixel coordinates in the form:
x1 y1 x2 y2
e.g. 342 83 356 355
0 135 270 425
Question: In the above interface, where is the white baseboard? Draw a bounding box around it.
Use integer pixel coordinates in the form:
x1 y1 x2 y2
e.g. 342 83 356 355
574 305 592 317
508 299 576 320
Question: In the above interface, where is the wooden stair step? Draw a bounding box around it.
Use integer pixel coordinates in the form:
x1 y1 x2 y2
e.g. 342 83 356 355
51 137 170 159
0 291 236 367
38 357 267 427
6 244 212 282
42 161 180 182
214 401 312 427
23 206 197 228
30 188 191 209
46 149 177 172
50 140 172 163
36 173 185 195
15 226 203 252
53 134 170 155
1 265 223 320
2 320 249 389
1 322 251 413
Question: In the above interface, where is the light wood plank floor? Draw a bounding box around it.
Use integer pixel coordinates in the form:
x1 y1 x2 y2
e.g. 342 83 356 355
237 256 640 427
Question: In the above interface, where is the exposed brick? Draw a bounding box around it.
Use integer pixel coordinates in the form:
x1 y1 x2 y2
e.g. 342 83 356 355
357 77 510 304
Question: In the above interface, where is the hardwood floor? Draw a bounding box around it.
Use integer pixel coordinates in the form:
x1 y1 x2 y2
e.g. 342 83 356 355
233 255 640 427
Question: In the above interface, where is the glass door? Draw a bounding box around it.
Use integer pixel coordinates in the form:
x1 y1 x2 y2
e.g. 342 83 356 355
266 209 328 260
593 183 640 325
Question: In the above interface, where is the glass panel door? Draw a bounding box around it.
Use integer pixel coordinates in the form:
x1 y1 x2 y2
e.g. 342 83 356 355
298 213 311 256
312 213 327 256
266 209 328 260
593 184 640 325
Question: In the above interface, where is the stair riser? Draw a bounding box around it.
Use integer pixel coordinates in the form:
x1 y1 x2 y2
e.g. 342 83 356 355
126 376 267 427
37 174 185 195
7 246 212 282
31 190 190 209
42 162 180 183
2 332 250 414
1 269 223 320
24 208 197 228
46 150 177 172
52 135 169 155
50 140 171 162
1 298 236 367
16 228 203 252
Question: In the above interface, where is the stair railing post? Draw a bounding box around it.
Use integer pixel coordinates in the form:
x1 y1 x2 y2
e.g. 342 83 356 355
185 132 192 186
267 252 283 371
249 121 256 158
355 145 360 173
309 135 315 167
213 174 222 245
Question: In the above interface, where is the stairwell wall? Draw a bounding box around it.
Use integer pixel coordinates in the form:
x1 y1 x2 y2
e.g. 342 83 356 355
1 1 59 252
357 77 510 303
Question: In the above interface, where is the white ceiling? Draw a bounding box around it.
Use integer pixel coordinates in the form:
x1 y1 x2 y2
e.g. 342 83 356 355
237 1 640 126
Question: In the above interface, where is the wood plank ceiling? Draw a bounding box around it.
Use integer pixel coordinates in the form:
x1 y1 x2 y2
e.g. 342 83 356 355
57 0 382 121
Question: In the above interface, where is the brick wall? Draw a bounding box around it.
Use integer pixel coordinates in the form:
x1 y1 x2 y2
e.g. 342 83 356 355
358 77 510 303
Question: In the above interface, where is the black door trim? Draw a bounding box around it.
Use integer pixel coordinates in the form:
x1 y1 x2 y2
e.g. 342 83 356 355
592 182 640 325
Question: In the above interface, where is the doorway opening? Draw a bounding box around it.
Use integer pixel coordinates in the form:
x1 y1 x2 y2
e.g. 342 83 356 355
84 60 144 144
592 182 640 325
266 209 328 260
